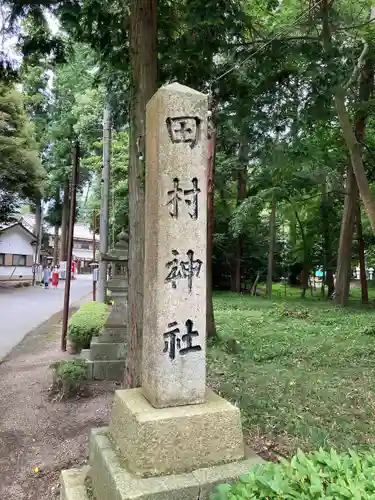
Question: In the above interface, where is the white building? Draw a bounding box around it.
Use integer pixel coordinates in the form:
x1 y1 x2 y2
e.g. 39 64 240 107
20 213 99 273
0 222 36 281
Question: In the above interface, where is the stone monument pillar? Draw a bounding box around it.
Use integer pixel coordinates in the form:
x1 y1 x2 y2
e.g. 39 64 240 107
60 83 261 500
141 85 207 409
81 231 128 381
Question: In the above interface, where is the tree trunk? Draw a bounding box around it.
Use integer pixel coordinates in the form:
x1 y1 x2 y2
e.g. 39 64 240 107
60 180 69 261
321 0 375 233
326 269 334 298
266 197 276 299
230 240 242 293
321 179 334 298
125 0 157 389
293 209 310 298
300 267 309 298
356 202 369 304
335 34 374 305
334 94 375 233
353 51 373 305
231 141 248 293
251 271 260 295
207 118 217 339
53 224 59 266
334 166 357 306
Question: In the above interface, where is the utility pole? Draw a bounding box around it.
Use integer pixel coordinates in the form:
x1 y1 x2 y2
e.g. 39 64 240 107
61 141 79 351
32 199 42 286
98 104 111 302
93 209 97 301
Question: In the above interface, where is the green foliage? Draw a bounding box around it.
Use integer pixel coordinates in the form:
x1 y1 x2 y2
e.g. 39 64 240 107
79 129 129 241
50 359 88 398
0 82 45 222
20 62 51 150
67 301 109 349
6 0 375 294
211 448 375 500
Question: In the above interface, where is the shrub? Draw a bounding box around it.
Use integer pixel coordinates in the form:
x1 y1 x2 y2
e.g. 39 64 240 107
67 301 109 349
105 290 113 305
210 448 375 499
50 359 88 398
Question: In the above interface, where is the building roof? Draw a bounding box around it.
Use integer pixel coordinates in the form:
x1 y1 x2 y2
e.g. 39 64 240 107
19 213 99 243
0 221 37 242
72 248 98 261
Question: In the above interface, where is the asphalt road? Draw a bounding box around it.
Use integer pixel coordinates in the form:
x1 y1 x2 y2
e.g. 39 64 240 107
0 275 92 361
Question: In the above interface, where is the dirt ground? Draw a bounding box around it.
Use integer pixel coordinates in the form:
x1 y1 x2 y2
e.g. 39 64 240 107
0 299 118 500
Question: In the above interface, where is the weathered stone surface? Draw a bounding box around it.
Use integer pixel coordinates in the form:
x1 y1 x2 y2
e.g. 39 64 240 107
103 295 128 329
80 428 261 500
80 349 90 362
84 359 125 381
92 360 125 380
61 448 263 500
109 388 245 477
82 230 128 381
89 338 126 360
60 466 91 500
80 341 125 362
95 327 125 343
142 83 208 409
61 454 263 500
98 230 128 338
59 83 262 500
61 453 263 500
89 428 199 500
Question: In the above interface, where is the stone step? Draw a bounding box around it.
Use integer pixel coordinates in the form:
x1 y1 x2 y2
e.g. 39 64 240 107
89 339 126 361
86 360 125 381
96 327 126 343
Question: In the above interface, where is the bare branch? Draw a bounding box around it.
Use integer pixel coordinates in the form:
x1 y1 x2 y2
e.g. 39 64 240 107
344 38 369 91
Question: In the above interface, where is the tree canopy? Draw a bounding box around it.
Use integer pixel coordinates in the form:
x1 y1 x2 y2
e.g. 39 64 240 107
0 82 44 221
2 1 375 345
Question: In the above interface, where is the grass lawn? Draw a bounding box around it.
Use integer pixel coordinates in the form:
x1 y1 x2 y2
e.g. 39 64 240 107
208 286 375 460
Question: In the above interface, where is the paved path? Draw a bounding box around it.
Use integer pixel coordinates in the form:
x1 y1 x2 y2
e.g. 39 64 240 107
0 275 92 361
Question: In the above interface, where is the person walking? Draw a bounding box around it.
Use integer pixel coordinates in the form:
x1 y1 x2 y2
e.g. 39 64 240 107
51 266 59 289
43 266 51 289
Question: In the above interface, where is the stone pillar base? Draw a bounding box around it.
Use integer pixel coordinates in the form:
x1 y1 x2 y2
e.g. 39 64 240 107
60 388 263 500
110 388 246 477
60 429 262 500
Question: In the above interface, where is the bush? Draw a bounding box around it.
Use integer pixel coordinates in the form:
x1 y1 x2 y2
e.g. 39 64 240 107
50 359 88 398
210 448 375 499
67 301 109 349
105 290 113 305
